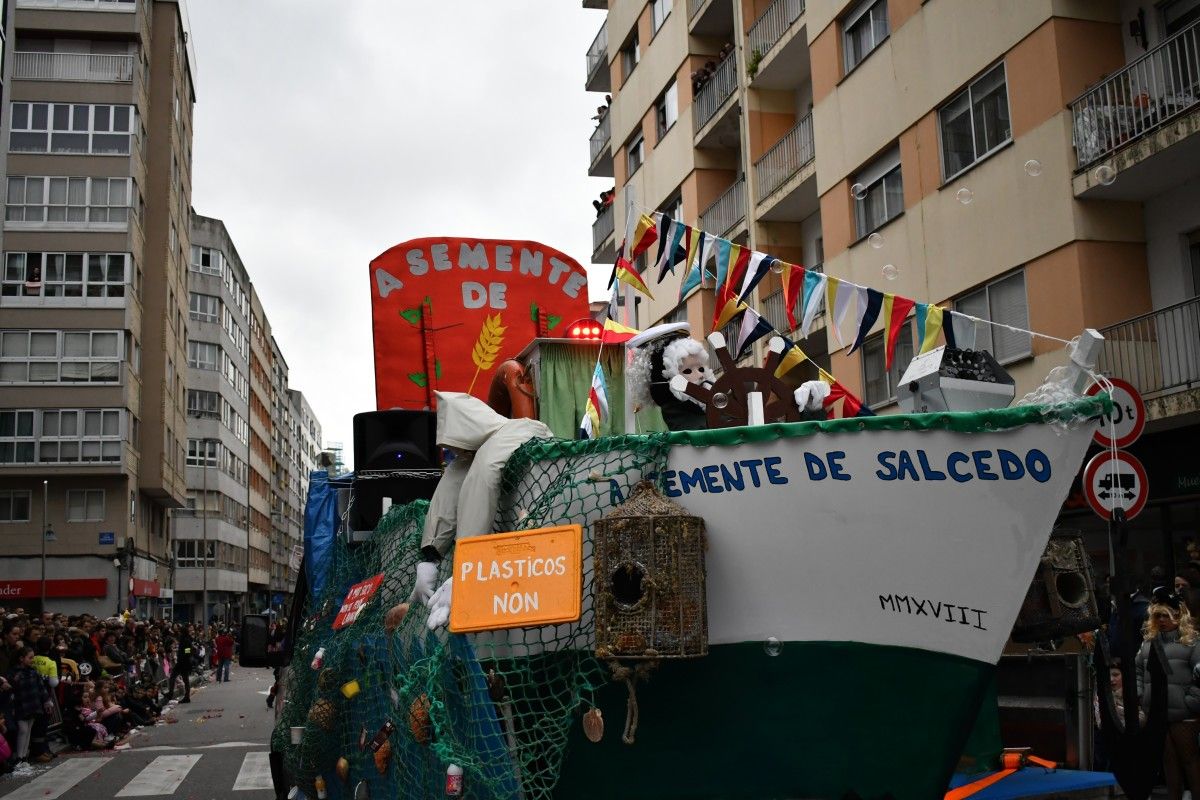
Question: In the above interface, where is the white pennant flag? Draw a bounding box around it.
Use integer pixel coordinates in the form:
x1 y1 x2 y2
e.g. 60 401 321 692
831 280 856 348
951 312 978 350
799 272 828 339
739 251 768 301
852 286 869 339
736 307 761 356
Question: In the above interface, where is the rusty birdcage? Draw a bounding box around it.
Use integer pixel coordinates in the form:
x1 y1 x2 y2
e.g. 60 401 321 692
592 480 707 660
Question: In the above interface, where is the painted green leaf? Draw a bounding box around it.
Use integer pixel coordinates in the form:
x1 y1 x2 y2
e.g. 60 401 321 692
408 372 427 387
434 359 442 379
547 314 562 330
399 308 421 325
529 302 540 323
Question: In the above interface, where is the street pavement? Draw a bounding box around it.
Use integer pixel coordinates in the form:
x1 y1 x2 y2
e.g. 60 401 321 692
0 665 277 800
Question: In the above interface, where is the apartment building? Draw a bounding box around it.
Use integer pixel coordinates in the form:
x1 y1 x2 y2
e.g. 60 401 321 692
0 0 194 617
587 0 1199 581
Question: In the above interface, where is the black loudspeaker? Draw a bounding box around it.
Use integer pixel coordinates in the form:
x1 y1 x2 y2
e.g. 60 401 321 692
1011 533 1101 643
350 410 441 535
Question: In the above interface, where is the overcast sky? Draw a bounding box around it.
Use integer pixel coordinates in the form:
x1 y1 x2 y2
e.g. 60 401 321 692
186 1 610 468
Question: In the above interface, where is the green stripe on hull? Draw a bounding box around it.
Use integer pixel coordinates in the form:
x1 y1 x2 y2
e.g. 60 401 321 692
555 641 994 800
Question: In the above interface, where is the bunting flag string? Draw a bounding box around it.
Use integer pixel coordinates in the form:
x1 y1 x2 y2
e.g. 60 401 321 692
848 288 884 355
629 214 659 259
615 256 654 299
736 252 773 306
655 217 687 283
774 337 808 378
782 263 805 331
736 309 775 360
799 269 826 339
830 279 855 348
883 294 916 370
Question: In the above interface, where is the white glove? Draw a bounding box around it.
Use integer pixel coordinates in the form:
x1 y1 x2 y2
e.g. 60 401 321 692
426 578 454 630
410 561 439 605
794 380 831 412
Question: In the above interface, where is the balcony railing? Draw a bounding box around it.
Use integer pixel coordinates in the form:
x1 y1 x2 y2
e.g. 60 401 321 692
1070 17 1200 169
693 54 738 133
754 113 815 203
16 0 134 9
586 21 608 86
747 0 805 64
13 51 135 83
700 177 746 238
593 204 615 252
590 113 611 164
1097 295 1200 399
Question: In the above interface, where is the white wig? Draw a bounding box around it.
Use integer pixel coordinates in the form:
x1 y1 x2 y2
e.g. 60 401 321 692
662 337 710 404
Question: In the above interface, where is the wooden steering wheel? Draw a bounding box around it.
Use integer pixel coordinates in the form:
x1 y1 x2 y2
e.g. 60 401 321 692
670 334 800 428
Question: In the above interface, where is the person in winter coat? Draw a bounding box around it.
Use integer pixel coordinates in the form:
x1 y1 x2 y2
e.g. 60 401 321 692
169 627 195 703
410 392 552 629
214 629 234 683
1137 591 1200 800
8 646 52 763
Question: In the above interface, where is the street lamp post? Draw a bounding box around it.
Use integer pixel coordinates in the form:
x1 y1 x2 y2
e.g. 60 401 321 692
40 480 48 611
202 439 210 627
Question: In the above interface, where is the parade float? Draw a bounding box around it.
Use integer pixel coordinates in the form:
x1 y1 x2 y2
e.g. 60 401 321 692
268 225 1122 800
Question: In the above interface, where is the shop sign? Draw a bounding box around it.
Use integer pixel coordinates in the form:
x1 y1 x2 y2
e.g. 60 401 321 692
0 579 108 598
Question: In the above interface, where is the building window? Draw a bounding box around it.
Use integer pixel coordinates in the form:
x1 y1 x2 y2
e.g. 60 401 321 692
651 0 672 33
853 147 903 239
190 245 224 277
188 292 220 323
655 80 678 142
187 438 219 468
0 329 121 384
939 63 1011 180
621 31 640 81
843 0 889 74
67 489 105 522
6 176 134 224
176 539 215 569
0 490 32 523
627 130 645 175
954 270 1031 364
862 321 915 407
187 340 220 371
9 102 135 155
186 389 220 419
40 409 122 462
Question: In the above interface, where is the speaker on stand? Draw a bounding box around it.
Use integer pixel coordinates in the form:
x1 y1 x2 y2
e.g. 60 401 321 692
348 410 442 542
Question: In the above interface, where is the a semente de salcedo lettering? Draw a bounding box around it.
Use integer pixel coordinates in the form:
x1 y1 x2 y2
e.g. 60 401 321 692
880 594 988 630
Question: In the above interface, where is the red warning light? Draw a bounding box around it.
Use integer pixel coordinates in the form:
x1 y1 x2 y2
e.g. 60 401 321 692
566 319 603 340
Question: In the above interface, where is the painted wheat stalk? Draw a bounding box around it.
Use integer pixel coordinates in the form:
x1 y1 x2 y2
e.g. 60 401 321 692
467 313 506 394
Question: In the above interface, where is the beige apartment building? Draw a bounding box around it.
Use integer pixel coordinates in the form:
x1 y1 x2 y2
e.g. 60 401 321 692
587 0 1199 580
0 0 194 617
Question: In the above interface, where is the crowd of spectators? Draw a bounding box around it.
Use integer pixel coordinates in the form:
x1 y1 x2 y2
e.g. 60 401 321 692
0 607 238 772
691 43 734 94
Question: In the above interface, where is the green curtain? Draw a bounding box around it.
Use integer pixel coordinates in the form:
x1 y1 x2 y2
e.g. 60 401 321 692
537 344 628 439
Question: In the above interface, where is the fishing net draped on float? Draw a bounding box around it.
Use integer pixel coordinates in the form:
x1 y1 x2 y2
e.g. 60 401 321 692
274 433 670 800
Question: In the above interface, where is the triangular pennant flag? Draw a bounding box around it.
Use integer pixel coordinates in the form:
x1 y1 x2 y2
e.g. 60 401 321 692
701 234 718 282
915 303 928 353
782 264 805 331
736 309 774 359
606 241 623 289
712 243 748 329
848 288 884 355
679 259 703 302
818 368 874 419
655 219 685 283
651 213 671 265
774 338 808 378
943 309 958 350
737 252 772 305
831 279 855 349
630 214 659 259
919 304 944 354
799 269 827 339
602 318 640 344
948 310 977 350
713 238 732 294
884 294 916 370
615 257 654 299
580 362 610 439
712 298 747 332
684 227 703 274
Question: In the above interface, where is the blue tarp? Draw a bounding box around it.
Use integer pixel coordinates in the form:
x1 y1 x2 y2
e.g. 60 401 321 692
302 470 343 600
947 769 1116 799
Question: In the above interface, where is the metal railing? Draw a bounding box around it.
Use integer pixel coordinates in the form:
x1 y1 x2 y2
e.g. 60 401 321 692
693 54 738 133
754 114 815 202
747 0 805 64
16 0 134 8
593 204 615 253
1070 17 1200 169
13 51 135 82
1097 295 1200 399
586 21 608 85
590 113 611 165
700 177 746 237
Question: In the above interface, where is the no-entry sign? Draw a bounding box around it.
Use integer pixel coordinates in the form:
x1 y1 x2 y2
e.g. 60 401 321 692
1086 378 1145 449
1083 450 1149 520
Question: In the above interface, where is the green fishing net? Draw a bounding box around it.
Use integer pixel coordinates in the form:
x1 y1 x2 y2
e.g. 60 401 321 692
274 433 670 800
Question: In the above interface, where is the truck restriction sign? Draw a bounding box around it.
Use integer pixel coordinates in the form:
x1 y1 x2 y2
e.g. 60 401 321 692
1085 378 1145 449
1083 450 1149 521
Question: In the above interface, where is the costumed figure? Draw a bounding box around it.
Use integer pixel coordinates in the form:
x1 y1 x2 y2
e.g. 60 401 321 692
410 391 552 629
626 323 713 431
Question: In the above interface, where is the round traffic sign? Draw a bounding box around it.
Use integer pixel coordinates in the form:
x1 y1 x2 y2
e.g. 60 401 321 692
1086 378 1145 449
1082 450 1149 521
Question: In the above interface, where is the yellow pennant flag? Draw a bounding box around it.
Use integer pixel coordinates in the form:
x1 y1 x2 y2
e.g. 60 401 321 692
615 260 654 300
920 305 944 354
774 342 809 378
713 297 747 332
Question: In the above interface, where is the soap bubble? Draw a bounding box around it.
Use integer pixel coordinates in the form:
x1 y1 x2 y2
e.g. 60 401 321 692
956 187 974 205
770 260 784 274
712 392 729 409
867 232 884 249
763 637 782 657
1094 165 1116 186
851 183 867 201
881 264 898 281
1023 159 1043 177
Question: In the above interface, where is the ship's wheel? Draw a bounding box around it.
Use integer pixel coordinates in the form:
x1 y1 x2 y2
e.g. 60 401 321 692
670 333 800 428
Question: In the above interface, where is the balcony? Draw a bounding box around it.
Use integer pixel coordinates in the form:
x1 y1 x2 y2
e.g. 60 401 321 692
1070 18 1200 199
690 0 734 36
586 21 609 93
13 51 135 83
1097 296 1200 406
694 54 740 149
592 204 616 264
746 0 809 89
700 177 746 239
589 113 613 177
755 114 819 221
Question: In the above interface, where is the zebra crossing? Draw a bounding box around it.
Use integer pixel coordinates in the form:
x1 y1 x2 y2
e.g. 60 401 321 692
0 748 273 799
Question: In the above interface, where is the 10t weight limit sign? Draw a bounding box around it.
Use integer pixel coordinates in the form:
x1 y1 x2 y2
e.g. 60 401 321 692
1085 378 1146 449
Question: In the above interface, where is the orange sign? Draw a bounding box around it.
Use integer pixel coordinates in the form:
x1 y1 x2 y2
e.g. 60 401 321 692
369 238 590 410
449 525 582 633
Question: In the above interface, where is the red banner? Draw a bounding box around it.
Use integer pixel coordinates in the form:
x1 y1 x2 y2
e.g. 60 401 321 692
370 238 589 410
332 573 384 630
131 579 161 598
0 579 108 599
